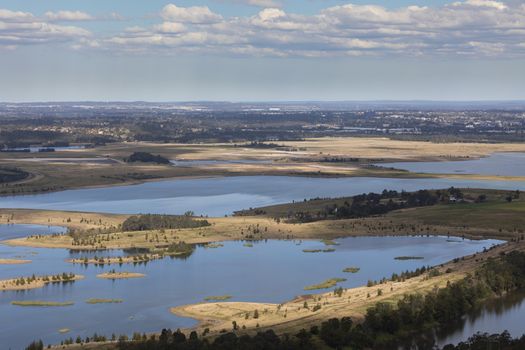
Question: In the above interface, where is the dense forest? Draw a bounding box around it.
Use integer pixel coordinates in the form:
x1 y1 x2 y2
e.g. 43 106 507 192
29 251 525 350
122 214 210 231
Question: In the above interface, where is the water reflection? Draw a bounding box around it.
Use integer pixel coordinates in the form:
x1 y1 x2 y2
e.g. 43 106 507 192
396 292 525 349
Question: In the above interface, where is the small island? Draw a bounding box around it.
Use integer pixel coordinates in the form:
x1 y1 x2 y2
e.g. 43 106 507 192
303 248 336 253
0 258 31 265
0 273 83 291
343 267 360 273
86 298 123 304
204 295 233 302
11 301 74 307
394 256 424 260
304 278 347 291
96 271 146 280
321 239 340 246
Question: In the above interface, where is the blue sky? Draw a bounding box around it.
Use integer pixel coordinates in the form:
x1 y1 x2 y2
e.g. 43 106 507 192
1 0 524 101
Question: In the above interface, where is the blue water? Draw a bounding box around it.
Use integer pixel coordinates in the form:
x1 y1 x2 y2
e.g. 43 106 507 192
2 176 525 216
378 153 525 177
0 224 67 240
0 225 501 349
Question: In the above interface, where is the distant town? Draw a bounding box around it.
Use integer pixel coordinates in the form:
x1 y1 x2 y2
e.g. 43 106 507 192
2 102 525 148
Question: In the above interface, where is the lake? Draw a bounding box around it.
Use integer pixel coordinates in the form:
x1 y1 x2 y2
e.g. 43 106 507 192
378 152 525 177
2 175 525 216
0 224 501 350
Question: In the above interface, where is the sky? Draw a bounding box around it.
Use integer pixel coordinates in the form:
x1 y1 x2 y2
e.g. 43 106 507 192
0 0 524 102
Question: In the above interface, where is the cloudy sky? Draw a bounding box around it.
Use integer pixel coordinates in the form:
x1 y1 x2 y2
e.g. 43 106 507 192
1 0 524 101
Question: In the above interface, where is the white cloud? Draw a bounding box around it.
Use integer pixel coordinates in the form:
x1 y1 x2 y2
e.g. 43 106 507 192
462 0 508 10
45 11 94 21
161 4 222 24
258 8 285 21
100 1 525 57
2 1 525 58
0 8 91 49
154 22 187 34
0 9 34 22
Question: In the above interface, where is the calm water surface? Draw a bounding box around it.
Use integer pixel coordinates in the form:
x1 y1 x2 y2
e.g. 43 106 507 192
0 225 501 350
0 224 67 240
2 176 525 216
436 292 525 347
379 153 525 177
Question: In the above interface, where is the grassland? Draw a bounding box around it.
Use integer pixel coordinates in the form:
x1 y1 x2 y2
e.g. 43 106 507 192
0 209 127 232
4 189 525 252
3 137 525 196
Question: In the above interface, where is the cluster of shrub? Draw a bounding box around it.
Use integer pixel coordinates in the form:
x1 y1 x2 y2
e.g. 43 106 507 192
27 251 523 350
124 152 170 164
122 214 210 231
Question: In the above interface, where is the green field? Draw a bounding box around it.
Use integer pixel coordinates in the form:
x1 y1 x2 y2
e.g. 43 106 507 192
389 198 525 234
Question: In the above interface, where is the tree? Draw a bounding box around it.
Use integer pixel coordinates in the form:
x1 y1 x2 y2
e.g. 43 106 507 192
25 340 43 350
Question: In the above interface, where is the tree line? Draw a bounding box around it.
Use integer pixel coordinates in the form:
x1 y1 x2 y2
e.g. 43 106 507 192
122 214 210 231
289 188 463 223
